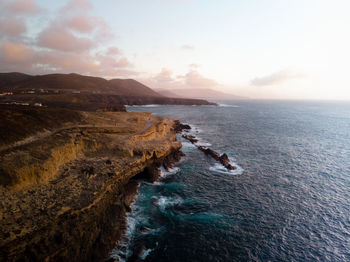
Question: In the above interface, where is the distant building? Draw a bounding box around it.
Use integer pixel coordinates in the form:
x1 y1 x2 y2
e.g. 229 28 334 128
0 92 13 96
72 91 80 94
34 103 42 107
27 91 35 94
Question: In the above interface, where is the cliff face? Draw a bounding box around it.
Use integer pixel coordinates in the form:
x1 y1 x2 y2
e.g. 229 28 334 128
0 110 182 261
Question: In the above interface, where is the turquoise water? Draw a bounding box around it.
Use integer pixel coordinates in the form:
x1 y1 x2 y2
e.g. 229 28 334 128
111 100 350 262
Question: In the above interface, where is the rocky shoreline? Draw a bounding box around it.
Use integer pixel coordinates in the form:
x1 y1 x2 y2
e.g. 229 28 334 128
0 109 184 261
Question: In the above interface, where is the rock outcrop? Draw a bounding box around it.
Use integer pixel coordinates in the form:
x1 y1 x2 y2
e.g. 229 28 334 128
0 110 182 261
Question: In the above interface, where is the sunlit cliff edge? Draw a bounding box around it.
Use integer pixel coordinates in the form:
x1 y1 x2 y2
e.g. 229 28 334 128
0 106 183 261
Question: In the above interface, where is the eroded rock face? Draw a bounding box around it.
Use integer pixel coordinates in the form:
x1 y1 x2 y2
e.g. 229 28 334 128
174 120 191 133
0 111 182 261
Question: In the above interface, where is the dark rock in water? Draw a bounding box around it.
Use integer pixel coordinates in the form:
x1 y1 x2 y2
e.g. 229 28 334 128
140 226 150 233
197 147 236 170
182 134 198 144
197 146 220 161
219 153 236 170
174 120 191 133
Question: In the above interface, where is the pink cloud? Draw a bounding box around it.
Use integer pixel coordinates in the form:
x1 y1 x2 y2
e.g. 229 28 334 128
0 0 135 78
64 14 95 33
96 48 132 70
37 25 95 52
0 42 34 64
0 17 26 37
154 68 174 83
181 44 195 50
140 68 218 90
106 47 120 56
35 51 99 73
61 0 93 12
6 0 42 15
184 70 218 87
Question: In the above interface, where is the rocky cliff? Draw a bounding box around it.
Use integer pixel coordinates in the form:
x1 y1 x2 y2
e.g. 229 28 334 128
0 109 182 261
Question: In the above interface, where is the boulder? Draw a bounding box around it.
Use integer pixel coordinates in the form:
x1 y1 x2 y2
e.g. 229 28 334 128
174 120 191 133
182 134 198 144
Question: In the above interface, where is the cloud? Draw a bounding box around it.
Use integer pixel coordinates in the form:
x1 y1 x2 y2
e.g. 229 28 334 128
5 0 42 15
0 42 138 78
36 0 114 52
64 14 96 33
181 44 195 50
0 42 34 64
37 25 95 52
0 0 136 78
154 68 174 83
96 48 132 68
189 63 199 69
140 68 218 90
183 70 218 87
0 17 26 38
251 69 305 86
61 0 93 12
106 47 120 56
0 0 42 41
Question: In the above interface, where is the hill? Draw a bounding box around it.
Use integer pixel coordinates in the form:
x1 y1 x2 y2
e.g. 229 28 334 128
0 72 33 86
156 88 245 100
0 72 216 109
0 73 162 97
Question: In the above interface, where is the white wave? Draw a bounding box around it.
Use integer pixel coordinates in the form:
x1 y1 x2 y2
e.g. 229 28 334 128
110 190 146 262
159 166 180 178
156 196 183 210
181 141 197 149
153 181 165 186
140 248 153 260
180 123 213 147
136 104 161 107
218 104 240 107
209 157 244 175
194 141 212 147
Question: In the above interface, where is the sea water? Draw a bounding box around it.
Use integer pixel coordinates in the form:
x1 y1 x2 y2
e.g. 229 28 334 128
111 100 350 261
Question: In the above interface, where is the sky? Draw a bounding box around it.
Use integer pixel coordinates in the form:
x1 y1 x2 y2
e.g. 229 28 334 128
0 0 349 100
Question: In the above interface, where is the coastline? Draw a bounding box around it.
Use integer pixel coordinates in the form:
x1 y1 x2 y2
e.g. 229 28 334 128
0 108 184 261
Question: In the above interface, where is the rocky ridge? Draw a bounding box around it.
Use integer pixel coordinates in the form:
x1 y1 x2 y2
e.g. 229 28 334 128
177 121 236 170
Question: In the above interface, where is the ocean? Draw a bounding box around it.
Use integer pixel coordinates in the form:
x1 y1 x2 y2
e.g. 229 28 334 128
110 100 350 262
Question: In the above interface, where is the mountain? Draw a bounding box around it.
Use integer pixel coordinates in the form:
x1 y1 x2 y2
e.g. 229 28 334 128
109 79 161 97
156 88 245 100
156 89 183 98
0 72 33 86
0 73 163 97
0 72 217 109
